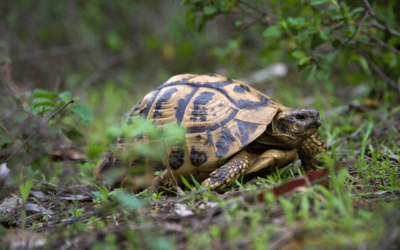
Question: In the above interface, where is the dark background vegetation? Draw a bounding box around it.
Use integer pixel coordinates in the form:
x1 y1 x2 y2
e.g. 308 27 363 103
1 0 400 249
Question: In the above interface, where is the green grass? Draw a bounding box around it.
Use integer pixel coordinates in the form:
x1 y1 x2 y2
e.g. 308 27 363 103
1 75 400 249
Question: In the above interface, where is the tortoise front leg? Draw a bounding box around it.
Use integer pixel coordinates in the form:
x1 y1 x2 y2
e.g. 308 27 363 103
203 150 258 191
297 133 326 171
203 148 298 191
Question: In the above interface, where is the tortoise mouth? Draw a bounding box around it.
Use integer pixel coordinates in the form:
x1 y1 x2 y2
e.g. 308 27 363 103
307 120 322 130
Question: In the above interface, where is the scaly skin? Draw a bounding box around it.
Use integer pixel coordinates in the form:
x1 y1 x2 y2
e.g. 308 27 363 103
297 133 326 171
203 151 258 191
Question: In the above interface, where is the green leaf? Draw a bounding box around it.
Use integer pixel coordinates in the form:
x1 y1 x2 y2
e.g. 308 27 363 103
198 13 213 31
185 8 196 30
148 236 175 250
0 122 9 133
287 17 305 27
114 192 144 211
65 74 83 89
310 0 329 5
122 118 159 138
292 50 306 59
32 98 56 108
0 134 13 145
0 57 11 64
332 14 344 20
58 91 72 103
106 31 122 51
64 127 84 141
319 29 331 40
383 51 398 68
163 125 186 145
300 66 313 81
298 57 310 65
71 105 93 125
311 34 326 49
203 6 217 15
180 176 193 190
263 26 282 37
32 106 53 115
350 7 365 16
88 143 105 159
349 55 370 75
278 17 288 30
33 89 57 99
315 69 328 80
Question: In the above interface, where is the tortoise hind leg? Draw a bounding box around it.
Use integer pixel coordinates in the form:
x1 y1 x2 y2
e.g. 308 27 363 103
297 133 326 171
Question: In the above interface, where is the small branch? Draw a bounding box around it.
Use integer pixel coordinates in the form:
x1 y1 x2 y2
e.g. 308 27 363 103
0 63 30 110
45 99 75 123
362 0 400 39
239 1 277 25
342 11 369 46
362 32 400 55
11 44 90 63
365 58 400 96
1 99 75 164
362 0 376 19
356 39 381 48
72 53 132 95
239 18 260 30
370 22 400 39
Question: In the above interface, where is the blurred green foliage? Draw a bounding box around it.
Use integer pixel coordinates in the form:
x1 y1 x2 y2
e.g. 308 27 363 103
184 0 400 97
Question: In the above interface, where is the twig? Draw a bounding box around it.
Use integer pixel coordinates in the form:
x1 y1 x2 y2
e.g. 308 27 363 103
0 63 30 110
362 32 400 55
54 76 61 93
46 99 75 122
362 0 400 39
1 99 75 164
239 18 260 30
365 57 400 96
342 11 369 46
72 53 132 95
368 22 400 39
362 0 376 19
11 44 90 63
356 39 382 48
239 1 277 24
380 226 400 250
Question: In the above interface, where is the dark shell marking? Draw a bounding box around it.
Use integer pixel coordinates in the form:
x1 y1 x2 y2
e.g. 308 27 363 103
235 120 260 146
215 128 237 158
190 147 208 167
233 84 250 93
175 87 199 123
169 149 185 170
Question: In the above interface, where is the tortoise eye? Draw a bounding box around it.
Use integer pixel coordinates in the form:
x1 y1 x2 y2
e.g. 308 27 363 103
296 114 305 120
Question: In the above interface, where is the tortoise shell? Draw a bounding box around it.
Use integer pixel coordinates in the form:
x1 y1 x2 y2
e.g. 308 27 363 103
122 74 291 182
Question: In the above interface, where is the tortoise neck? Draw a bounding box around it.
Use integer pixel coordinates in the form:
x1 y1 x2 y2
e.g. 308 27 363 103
261 123 304 148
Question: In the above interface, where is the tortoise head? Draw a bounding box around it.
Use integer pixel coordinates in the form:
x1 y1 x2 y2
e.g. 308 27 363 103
263 109 322 147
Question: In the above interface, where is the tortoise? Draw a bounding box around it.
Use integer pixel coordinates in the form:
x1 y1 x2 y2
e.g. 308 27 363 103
95 74 326 191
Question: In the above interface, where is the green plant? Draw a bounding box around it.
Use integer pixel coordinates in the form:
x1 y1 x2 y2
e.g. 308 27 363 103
18 172 33 228
31 89 93 125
